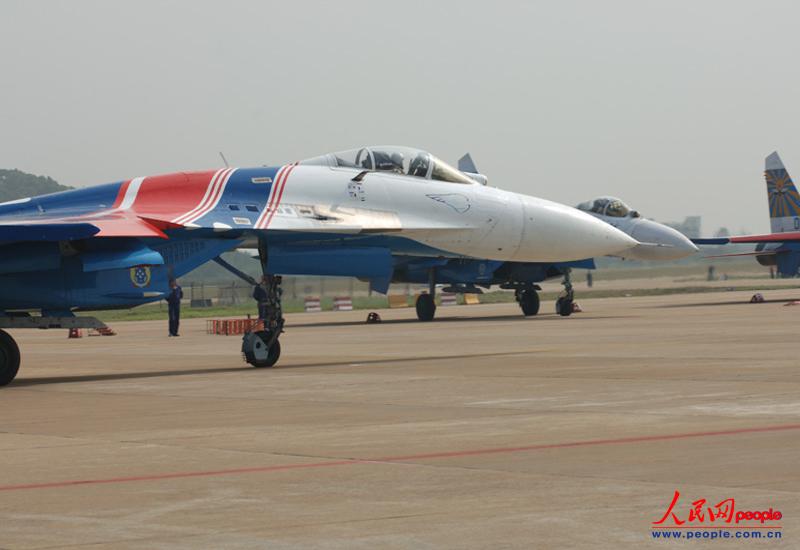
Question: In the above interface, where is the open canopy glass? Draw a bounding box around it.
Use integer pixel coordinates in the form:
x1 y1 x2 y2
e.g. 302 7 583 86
576 196 640 218
302 146 476 185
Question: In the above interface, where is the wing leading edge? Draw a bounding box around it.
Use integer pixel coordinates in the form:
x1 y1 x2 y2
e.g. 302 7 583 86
693 231 800 245
0 211 168 241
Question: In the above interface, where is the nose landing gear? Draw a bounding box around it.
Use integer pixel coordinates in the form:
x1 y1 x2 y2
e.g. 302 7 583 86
242 242 284 368
242 274 284 368
242 330 282 368
555 269 575 317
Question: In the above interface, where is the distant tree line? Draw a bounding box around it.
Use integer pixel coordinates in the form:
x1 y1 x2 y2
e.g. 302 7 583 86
0 169 72 202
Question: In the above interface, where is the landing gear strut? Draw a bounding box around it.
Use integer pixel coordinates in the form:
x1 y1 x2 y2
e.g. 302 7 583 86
0 329 20 386
415 268 437 321
555 268 575 317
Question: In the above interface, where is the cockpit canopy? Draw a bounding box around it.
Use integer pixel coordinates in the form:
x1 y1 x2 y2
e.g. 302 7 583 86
576 197 640 218
301 146 477 185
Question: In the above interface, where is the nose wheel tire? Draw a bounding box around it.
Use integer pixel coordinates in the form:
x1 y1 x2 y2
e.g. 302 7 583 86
518 289 540 316
242 330 281 368
416 293 436 321
555 297 574 317
0 329 20 386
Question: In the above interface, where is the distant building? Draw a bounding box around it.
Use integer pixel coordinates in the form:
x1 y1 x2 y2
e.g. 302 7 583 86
663 216 701 239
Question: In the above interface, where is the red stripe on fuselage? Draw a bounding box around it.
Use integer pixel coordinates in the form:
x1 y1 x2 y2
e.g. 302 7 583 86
171 169 226 224
256 165 287 228
194 168 234 222
174 168 231 225
111 180 132 209
114 170 218 223
262 162 297 229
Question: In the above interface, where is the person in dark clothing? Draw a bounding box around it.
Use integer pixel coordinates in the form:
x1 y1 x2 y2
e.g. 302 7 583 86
166 279 183 336
253 275 284 327
253 275 270 321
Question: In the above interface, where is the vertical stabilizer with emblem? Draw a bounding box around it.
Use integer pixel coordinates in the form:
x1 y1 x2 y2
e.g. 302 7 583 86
766 151 800 233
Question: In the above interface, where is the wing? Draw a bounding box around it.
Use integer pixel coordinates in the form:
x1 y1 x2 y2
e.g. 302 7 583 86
0 210 169 241
703 250 778 259
693 232 800 245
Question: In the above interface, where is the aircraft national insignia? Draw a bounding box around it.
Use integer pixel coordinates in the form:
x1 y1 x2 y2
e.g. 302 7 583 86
130 266 152 288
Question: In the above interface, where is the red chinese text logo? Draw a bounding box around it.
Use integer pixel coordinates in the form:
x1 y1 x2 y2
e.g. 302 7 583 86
653 490 782 526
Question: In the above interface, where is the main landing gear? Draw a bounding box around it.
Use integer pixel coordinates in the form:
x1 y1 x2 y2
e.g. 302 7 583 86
515 285 541 316
0 314 108 386
0 330 20 386
415 268 437 321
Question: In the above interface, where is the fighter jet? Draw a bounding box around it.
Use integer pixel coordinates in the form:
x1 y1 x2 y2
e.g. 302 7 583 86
380 195 698 320
575 197 699 261
693 151 800 277
372 156 696 321
457 154 697 263
0 145 637 385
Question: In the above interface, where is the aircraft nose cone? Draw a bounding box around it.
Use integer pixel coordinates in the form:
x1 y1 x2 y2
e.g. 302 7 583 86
515 198 638 262
631 220 698 260
583 214 640 256
675 233 700 254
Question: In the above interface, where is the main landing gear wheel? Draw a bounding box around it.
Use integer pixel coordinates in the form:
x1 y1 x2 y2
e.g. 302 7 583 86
242 330 281 368
416 293 436 321
416 267 438 321
518 289 540 316
0 329 20 386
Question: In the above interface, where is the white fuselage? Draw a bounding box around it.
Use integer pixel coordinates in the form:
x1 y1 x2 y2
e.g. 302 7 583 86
272 164 637 262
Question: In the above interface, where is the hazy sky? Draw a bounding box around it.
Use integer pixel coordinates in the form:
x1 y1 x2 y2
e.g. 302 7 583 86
2 0 799 234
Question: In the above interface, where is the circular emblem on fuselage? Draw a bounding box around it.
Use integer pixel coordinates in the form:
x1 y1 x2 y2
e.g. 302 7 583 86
130 266 151 288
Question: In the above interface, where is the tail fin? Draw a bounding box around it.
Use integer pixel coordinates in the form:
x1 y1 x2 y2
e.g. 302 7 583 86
766 151 800 232
458 153 478 174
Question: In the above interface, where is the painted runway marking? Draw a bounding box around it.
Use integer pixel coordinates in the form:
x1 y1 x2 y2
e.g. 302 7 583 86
1 423 798 492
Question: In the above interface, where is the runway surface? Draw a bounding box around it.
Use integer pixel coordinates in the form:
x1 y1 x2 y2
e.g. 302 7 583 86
1 290 799 549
